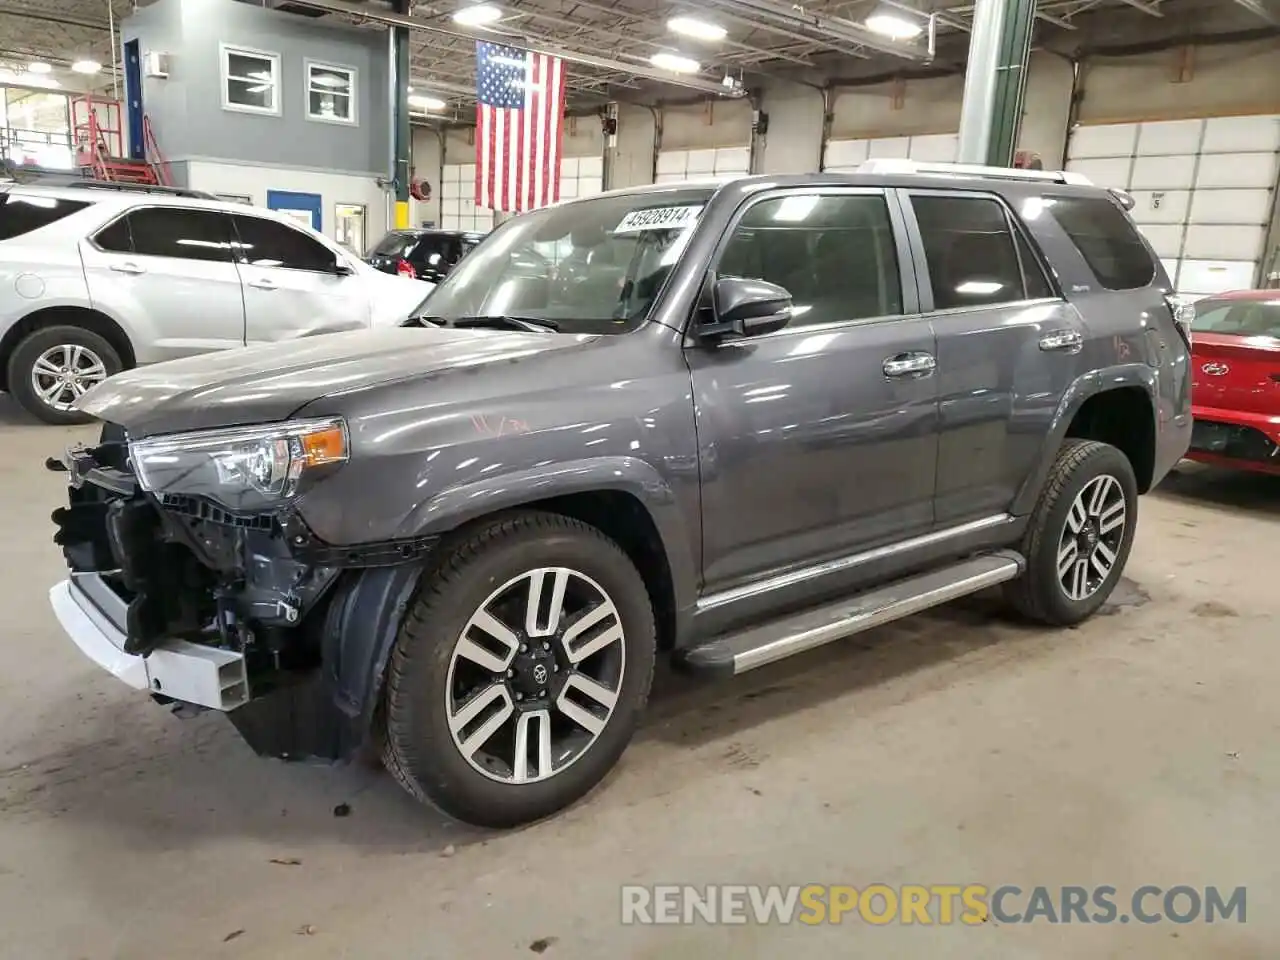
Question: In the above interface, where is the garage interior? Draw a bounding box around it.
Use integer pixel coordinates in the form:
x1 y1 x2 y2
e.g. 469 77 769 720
2 0 1280 956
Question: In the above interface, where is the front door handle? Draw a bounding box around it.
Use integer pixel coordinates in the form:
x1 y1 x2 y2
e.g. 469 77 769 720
248 278 277 291
109 262 145 275
883 352 936 378
1039 329 1083 352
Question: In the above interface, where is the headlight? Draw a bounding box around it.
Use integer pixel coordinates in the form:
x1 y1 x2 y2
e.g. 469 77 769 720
129 418 349 513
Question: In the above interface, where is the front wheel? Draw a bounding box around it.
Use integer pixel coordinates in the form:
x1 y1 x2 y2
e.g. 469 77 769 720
381 512 656 827
1005 439 1139 626
8 325 121 425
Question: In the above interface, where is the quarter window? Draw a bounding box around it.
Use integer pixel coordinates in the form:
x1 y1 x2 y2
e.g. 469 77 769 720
716 193 903 327
910 195 1038 310
1043 195 1156 291
232 215 338 272
306 61 357 124
0 195 92 241
98 208 234 263
221 45 281 116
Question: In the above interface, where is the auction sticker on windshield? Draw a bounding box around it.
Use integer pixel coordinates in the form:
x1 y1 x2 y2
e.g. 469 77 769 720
614 205 703 234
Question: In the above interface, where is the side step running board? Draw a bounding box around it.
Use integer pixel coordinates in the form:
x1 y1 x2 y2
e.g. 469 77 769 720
676 550 1025 677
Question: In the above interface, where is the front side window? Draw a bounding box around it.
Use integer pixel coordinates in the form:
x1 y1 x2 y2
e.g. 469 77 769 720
716 193 902 327
0 194 92 241
102 208 234 263
1044 195 1155 291
232 215 339 272
222 45 281 116
306 61 357 124
419 189 715 335
911 194 1038 310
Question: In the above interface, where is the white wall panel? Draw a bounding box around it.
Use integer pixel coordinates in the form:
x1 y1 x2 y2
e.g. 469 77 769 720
823 132 957 172
654 144 749 183
1066 113 1280 294
440 162 494 232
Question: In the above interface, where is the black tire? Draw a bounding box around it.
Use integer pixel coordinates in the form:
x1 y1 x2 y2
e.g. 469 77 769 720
1004 439 1139 626
381 511 657 828
7 325 122 425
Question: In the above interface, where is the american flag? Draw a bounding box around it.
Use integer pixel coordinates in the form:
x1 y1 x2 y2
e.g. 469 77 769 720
475 41 567 214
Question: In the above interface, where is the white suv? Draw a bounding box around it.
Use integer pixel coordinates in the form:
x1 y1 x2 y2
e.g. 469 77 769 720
0 179 429 423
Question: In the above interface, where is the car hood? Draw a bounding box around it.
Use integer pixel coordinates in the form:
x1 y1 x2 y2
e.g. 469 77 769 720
363 268 434 327
77 326 586 437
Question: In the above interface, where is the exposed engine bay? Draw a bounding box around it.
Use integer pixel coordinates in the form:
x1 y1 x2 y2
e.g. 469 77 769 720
48 424 435 761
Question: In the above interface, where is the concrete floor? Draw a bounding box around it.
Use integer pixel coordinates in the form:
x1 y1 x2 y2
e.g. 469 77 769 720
2 397 1278 959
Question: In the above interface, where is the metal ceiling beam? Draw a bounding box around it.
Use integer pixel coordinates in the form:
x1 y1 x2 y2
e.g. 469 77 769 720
1112 0 1164 14
280 0 746 96
1231 0 1279 23
710 0 932 60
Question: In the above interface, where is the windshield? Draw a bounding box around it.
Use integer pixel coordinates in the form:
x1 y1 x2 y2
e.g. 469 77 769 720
416 189 713 335
370 230 419 258
1192 298 1280 337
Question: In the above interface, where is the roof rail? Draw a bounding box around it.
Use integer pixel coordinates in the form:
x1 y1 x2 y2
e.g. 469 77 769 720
856 158 1093 186
6 173 219 200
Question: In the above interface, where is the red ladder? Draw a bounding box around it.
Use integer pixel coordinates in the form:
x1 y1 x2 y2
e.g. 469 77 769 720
71 95 170 186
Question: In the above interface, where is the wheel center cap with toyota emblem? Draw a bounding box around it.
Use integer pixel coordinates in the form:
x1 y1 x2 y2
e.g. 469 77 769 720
1202 362 1230 376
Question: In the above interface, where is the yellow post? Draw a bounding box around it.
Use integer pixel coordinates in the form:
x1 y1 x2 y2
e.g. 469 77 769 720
394 200 411 230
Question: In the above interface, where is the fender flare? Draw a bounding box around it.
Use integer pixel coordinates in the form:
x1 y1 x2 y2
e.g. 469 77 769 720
1011 362 1158 516
320 456 699 744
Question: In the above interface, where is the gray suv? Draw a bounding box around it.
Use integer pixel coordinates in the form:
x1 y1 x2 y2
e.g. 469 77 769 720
47 161 1192 828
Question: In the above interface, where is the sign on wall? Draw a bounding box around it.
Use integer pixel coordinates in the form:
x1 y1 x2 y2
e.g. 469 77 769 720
266 189 322 232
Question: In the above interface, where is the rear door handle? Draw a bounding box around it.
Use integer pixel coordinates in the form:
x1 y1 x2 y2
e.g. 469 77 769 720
1039 329 1083 352
248 278 277 291
883 352 936 378
109 262 145 275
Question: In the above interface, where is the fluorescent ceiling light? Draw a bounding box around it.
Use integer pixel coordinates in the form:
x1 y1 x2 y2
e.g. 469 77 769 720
649 52 700 74
667 16 727 42
864 12 922 40
453 3 503 26
408 94 447 110
26 61 52 74
71 59 102 74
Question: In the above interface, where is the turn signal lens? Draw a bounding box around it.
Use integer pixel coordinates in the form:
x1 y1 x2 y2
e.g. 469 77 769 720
301 425 347 465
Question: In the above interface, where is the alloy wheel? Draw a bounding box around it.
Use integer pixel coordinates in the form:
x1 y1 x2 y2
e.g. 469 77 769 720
1056 474 1127 602
445 567 626 784
30 344 109 412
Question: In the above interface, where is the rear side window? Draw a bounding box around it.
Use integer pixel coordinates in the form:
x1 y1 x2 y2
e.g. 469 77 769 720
97 208 235 262
1045 196 1155 290
0 194 92 241
910 195 1044 310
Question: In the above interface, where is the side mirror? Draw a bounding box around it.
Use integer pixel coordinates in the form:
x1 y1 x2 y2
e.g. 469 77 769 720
333 260 356 276
699 276 793 340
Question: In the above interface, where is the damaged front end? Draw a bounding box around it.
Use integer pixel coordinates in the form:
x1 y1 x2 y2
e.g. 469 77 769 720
49 420 434 763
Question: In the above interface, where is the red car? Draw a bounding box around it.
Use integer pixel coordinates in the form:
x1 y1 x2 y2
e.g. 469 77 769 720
1188 289 1280 475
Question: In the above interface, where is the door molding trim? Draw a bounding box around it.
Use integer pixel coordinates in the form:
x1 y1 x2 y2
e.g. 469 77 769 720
696 513 1016 613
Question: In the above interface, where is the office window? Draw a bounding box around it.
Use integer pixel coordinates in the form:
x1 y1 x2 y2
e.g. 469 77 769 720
221 45 281 116
716 193 902 327
911 195 1032 310
306 61 357 124
233 214 337 272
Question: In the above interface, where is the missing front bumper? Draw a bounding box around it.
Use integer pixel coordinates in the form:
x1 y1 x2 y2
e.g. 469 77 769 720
50 577 249 710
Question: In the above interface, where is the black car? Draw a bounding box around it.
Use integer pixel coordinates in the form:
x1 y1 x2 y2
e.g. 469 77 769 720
365 228 484 282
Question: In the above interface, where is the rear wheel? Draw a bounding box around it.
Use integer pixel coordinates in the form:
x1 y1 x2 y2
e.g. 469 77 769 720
381 512 656 827
1005 439 1138 626
8 325 121 425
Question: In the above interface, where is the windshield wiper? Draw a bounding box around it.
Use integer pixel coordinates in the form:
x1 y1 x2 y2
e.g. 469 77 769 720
438 315 561 333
